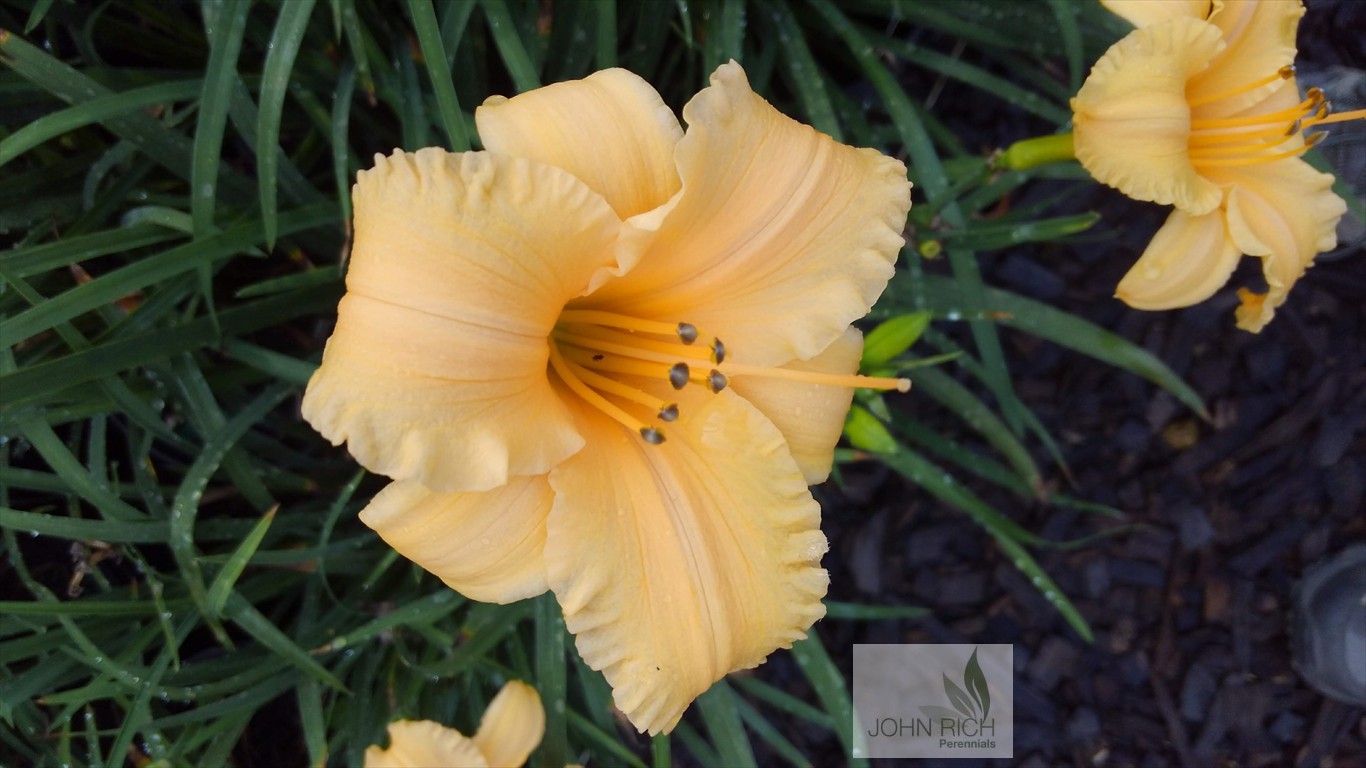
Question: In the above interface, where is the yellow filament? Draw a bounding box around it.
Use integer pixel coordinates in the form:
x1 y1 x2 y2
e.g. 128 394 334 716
565 359 671 411
556 310 688 337
561 347 715 387
1190 97 1316 131
721 362 911 392
1192 134 1324 168
555 330 694 367
558 324 713 361
561 347 672 378
552 308 913 445
548 343 651 435
1186 66 1293 109
1188 122 1299 146
1188 130 1297 157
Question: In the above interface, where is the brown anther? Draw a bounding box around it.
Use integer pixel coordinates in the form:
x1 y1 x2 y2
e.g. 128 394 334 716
1278 64 1296 79
669 362 690 390
707 370 728 393
1285 118 1302 136
592 354 605 361
658 403 679 422
1306 87 1324 103
1315 101 1331 120
1305 131 1328 147
710 338 726 365
640 427 666 445
676 323 699 345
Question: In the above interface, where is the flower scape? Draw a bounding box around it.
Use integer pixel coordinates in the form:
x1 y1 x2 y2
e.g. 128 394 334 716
364 680 545 768
302 62 912 734
1071 0 1362 332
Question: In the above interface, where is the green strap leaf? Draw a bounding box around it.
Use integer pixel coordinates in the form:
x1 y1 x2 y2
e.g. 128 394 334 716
916 274 1208 417
257 0 319 248
406 0 472 151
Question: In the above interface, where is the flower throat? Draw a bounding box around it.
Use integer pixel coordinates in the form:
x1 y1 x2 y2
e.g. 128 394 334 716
550 310 909 444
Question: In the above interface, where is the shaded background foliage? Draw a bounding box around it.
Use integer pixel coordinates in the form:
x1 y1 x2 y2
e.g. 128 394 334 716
1 0 1360 766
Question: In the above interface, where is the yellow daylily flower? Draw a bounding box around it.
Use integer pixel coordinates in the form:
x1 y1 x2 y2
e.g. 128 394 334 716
303 62 912 734
1072 0 1360 332
365 680 545 768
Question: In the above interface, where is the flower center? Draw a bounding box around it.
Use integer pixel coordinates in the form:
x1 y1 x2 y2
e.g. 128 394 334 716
550 309 910 444
1187 65 1366 170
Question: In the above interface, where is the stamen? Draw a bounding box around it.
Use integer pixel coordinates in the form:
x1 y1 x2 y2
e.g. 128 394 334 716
548 344 658 440
677 323 699 345
557 310 691 338
1192 132 1325 167
570 359 676 412
563 347 716 390
722 362 912 392
1190 97 1317 131
1188 130 1298 158
1188 123 1302 146
669 362 690 390
563 348 678 379
1185 87 1363 171
555 329 711 365
552 307 914 446
1187 64 1294 109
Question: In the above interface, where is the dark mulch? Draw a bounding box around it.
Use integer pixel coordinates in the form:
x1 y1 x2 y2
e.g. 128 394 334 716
815 196 1364 767
801 3 1366 763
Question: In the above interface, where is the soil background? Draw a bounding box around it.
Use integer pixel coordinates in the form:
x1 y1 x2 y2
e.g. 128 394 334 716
791 1 1366 766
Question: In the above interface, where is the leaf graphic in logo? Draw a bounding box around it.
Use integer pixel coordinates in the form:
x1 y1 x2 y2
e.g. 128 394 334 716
942 673 976 719
964 647 991 720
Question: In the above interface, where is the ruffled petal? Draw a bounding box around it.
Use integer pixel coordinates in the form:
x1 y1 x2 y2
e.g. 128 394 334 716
358 476 552 603
1101 0 1212 28
303 294 579 493
583 62 910 368
476 69 683 220
1072 18 1226 215
1115 209 1240 309
472 681 545 768
728 328 863 484
545 385 828 734
364 721 488 768
1213 158 1345 331
1192 0 1303 118
303 149 625 492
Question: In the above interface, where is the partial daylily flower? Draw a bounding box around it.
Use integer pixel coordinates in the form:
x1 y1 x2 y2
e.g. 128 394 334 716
364 680 544 768
303 62 912 733
1070 0 1361 331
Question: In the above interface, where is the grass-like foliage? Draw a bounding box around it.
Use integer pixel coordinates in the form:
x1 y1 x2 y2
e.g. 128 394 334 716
1 1 1203 765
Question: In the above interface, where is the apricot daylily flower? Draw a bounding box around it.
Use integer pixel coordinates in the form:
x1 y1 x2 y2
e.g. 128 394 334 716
302 62 911 733
364 680 544 768
1072 0 1360 331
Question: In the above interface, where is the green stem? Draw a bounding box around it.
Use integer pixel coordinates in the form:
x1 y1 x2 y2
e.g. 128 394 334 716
998 132 1076 171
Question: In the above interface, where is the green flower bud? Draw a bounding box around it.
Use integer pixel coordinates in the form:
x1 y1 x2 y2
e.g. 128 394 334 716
861 312 931 367
844 405 898 454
